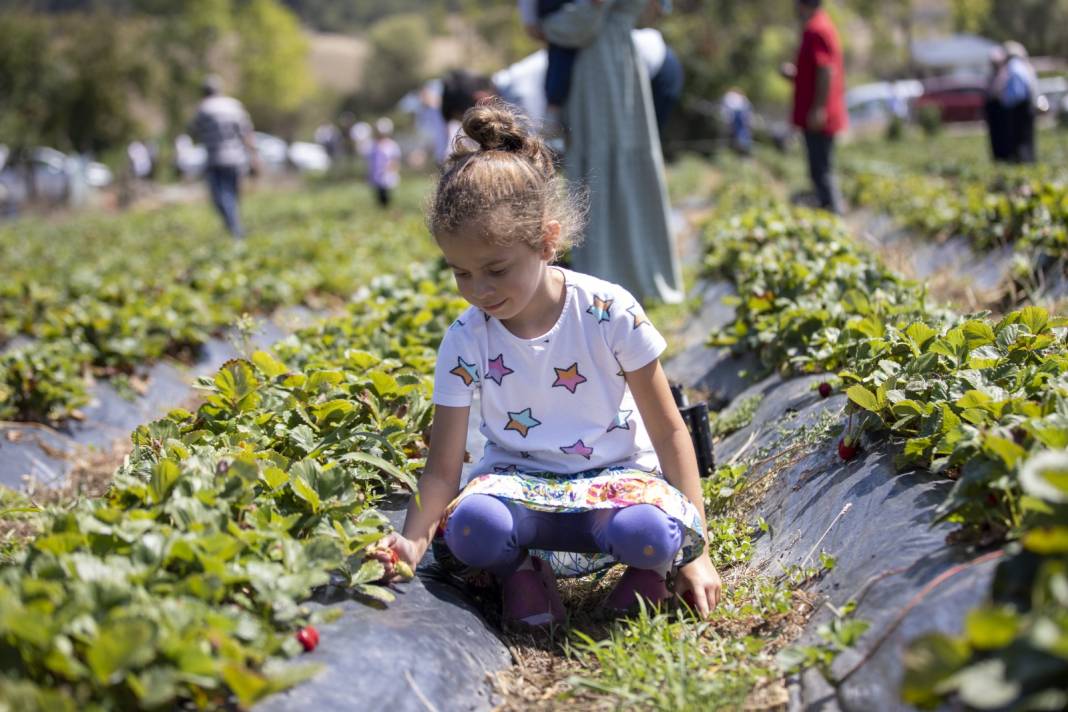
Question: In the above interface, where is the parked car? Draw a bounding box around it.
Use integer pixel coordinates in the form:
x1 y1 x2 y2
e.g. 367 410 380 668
176 132 328 178
913 76 988 123
0 146 112 212
287 141 331 173
846 80 924 130
253 132 288 175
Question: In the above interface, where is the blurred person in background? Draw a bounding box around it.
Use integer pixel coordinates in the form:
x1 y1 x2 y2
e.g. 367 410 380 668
985 46 1012 162
998 41 1039 164
367 118 401 208
782 0 846 214
720 88 753 155
539 0 684 304
189 75 259 238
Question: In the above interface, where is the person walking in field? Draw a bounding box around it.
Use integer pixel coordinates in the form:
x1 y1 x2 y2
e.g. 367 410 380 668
367 118 402 208
189 76 259 238
782 0 847 214
378 100 721 625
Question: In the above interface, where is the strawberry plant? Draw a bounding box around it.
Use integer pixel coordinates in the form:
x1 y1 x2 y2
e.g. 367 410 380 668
699 172 1068 709
0 181 439 424
0 267 465 708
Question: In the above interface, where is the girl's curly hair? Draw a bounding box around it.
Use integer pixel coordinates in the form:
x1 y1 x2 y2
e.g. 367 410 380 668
428 98 585 259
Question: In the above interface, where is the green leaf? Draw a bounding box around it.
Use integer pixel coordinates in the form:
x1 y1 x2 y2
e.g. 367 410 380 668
221 663 271 707
290 475 322 513
982 435 1026 468
1022 526 1068 554
252 350 289 379
86 619 157 684
150 459 181 503
905 322 939 350
964 607 1018 650
351 559 386 585
213 359 261 412
260 466 289 490
342 451 417 492
901 633 971 708
961 320 995 348
354 583 395 604
846 385 882 412
1016 305 1049 335
368 370 401 397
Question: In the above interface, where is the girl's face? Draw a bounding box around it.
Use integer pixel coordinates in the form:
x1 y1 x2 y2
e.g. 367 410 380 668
436 225 556 324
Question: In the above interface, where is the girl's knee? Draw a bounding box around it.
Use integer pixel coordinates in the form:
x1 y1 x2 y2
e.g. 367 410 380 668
444 494 517 567
605 504 682 570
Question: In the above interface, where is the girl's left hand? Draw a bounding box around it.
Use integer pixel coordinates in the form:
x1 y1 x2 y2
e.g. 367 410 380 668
675 553 722 617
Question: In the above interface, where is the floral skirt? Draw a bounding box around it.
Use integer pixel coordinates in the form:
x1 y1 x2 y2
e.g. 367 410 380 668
438 466 706 578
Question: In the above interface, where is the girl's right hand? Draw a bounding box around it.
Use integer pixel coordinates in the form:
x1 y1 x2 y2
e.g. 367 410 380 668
375 533 422 581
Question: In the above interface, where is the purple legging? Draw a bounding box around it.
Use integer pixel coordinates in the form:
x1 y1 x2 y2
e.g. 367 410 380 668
444 494 682 579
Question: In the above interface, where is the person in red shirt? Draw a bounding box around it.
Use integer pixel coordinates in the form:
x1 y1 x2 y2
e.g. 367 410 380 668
782 0 846 214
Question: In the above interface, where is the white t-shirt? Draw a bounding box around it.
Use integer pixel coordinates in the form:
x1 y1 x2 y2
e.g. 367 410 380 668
433 269 667 476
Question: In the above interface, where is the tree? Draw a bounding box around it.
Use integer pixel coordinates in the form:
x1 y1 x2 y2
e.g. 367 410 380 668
234 0 314 135
357 13 430 114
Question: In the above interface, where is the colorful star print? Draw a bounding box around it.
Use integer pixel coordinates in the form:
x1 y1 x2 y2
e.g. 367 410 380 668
560 439 594 460
626 303 649 329
493 464 520 473
505 408 541 438
486 354 514 386
586 295 613 323
449 356 479 386
608 409 633 432
520 451 532 459
450 318 465 330
552 362 588 394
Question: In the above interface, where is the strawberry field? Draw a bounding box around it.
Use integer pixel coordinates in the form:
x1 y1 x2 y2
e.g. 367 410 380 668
0 131 1066 711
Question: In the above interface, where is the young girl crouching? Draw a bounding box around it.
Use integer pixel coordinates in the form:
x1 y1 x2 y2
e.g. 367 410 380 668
382 99 721 626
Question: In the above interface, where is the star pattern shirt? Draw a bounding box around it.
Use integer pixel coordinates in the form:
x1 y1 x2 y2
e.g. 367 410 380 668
433 268 667 476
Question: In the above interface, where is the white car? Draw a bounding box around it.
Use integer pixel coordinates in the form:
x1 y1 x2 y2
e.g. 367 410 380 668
287 141 331 173
846 80 924 130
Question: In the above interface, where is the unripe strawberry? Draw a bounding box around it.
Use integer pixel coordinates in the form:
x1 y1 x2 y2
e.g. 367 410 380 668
818 382 832 398
838 438 860 461
394 561 414 580
296 626 319 652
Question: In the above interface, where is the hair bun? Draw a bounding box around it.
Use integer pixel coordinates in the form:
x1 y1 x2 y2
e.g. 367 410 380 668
462 99 529 153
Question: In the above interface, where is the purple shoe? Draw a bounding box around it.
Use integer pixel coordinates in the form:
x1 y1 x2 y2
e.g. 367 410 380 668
604 567 671 613
502 556 566 627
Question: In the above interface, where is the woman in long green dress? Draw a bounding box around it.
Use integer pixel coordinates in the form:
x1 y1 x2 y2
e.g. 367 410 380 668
542 0 684 304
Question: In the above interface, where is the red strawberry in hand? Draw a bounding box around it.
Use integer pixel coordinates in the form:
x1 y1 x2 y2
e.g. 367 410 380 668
818 382 833 398
838 438 860 461
296 626 319 652
368 540 414 581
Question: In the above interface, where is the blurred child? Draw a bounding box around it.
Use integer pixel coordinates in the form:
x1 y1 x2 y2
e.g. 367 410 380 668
367 118 401 208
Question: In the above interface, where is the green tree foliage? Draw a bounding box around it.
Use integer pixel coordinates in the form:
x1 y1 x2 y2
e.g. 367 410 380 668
235 0 314 135
0 13 57 151
660 0 797 113
356 13 431 115
143 0 233 138
983 0 1068 58
0 10 150 154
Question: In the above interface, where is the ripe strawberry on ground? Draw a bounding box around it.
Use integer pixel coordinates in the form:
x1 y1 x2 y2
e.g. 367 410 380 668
296 626 319 652
838 438 860 461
